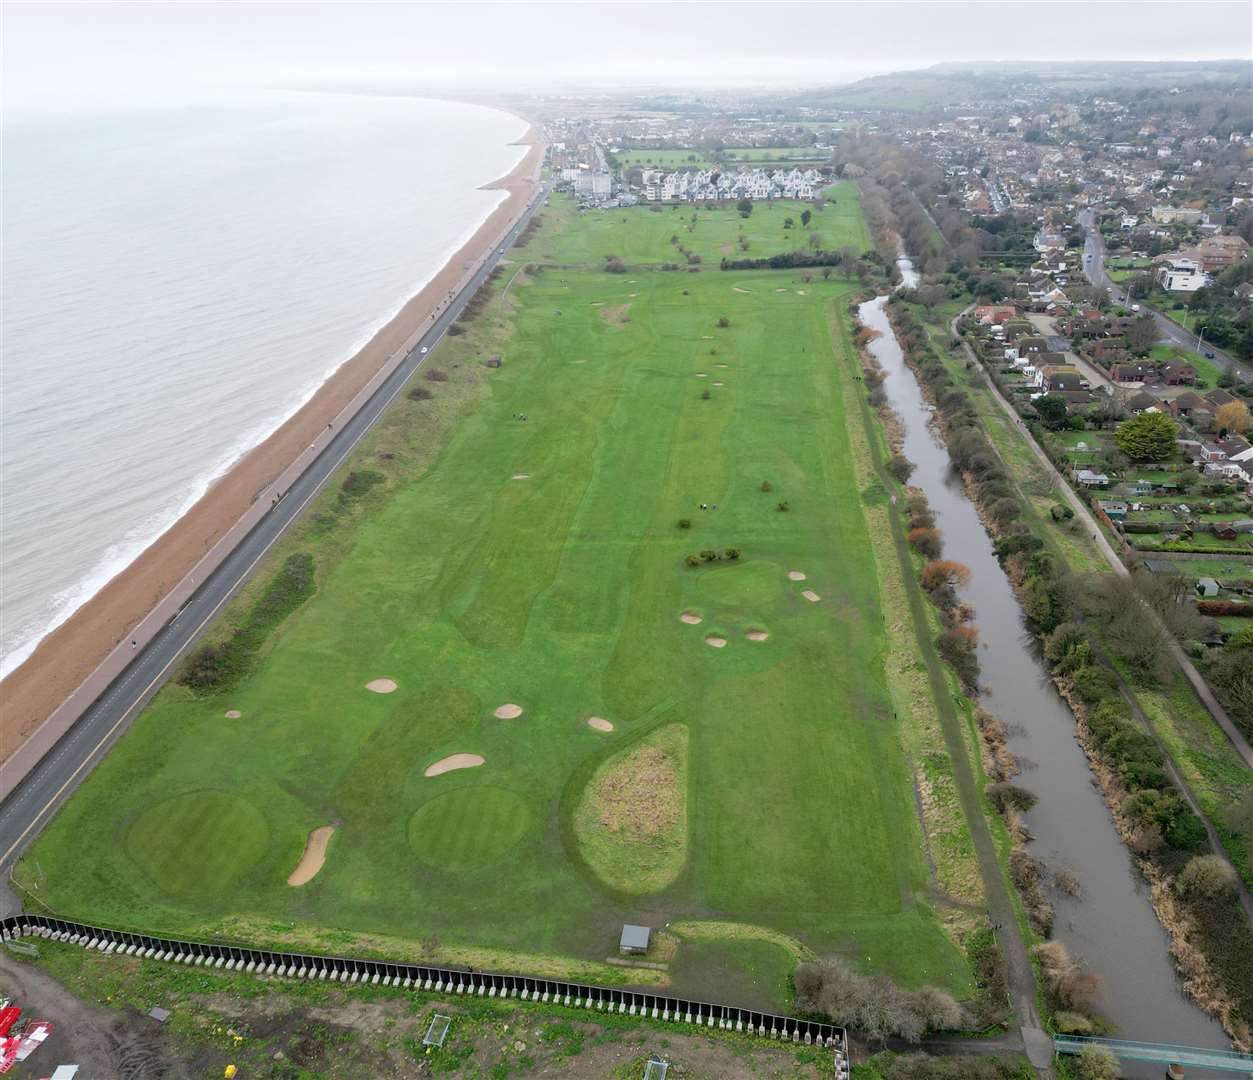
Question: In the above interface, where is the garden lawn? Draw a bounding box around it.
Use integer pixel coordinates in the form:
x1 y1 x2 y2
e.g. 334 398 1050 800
23 205 968 1009
540 182 870 266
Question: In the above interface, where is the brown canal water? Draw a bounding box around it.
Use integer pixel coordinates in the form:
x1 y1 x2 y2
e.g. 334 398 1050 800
858 260 1236 1076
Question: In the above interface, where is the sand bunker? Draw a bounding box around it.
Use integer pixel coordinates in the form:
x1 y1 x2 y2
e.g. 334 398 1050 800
424 753 486 778
511 473 529 480
365 678 398 694
680 612 703 625
775 288 787 293
787 570 807 582
797 289 808 295
587 716 614 732
802 590 821 603
494 703 524 719
224 710 242 719
591 301 604 306
705 635 728 648
746 630 769 642
695 372 707 378
732 287 752 294
287 826 335 887
713 381 724 386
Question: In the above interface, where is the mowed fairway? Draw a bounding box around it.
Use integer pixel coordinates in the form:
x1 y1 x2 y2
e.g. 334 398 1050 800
542 181 870 266
23 201 970 1006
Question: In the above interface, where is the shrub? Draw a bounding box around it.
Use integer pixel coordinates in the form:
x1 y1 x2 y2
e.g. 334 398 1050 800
986 782 1039 813
446 323 465 336
887 454 915 483
921 560 971 592
677 519 691 530
717 316 730 328
1050 503 1075 522
699 549 719 562
723 547 741 560
760 480 773 492
777 500 791 512
1074 1045 1120 1080
425 368 449 382
1176 854 1236 899
684 554 700 568
407 386 433 401
907 527 943 559
701 389 712 400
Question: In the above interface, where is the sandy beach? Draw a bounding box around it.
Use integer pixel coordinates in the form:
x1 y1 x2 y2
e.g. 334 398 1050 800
0 124 544 768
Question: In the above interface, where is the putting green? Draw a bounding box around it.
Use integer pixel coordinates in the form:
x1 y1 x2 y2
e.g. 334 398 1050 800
695 560 783 608
408 786 532 871
127 790 270 901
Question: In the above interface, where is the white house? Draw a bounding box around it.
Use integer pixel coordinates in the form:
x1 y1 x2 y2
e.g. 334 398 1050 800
1156 258 1208 293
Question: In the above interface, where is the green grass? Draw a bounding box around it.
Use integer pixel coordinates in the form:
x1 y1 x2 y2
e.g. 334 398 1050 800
721 147 828 163
23 192 971 1006
613 149 713 167
539 184 869 266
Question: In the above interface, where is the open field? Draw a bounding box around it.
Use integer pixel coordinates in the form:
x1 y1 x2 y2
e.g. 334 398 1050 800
541 183 870 266
613 149 713 167
21 192 974 1008
721 147 829 163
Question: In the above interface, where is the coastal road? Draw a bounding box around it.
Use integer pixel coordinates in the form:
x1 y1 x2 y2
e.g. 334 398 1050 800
1079 209 1250 383
0 178 554 893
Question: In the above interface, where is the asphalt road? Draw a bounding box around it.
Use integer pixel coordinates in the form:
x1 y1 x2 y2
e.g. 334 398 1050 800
0 180 553 888
1079 209 1250 383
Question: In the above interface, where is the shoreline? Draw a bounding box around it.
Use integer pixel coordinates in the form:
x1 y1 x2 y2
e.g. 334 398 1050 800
0 120 545 767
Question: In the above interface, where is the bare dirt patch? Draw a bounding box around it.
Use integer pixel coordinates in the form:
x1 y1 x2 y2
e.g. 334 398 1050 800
365 678 397 694
599 303 631 327
746 630 769 642
587 716 614 732
705 635 728 648
287 825 335 886
424 753 485 778
494 702 523 719
802 590 821 603
679 611 703 625
787 570 807 582
224 710 241 719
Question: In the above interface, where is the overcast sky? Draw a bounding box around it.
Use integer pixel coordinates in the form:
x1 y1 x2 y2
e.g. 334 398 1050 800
4 1 1251 112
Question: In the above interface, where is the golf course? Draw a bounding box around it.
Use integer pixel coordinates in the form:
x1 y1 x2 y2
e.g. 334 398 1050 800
20 184 986 1009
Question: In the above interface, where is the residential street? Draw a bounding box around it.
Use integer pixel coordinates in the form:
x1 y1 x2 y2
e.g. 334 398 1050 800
1079 209 1251 383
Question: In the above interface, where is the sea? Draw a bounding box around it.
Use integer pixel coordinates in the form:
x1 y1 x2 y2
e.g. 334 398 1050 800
0 91 528 677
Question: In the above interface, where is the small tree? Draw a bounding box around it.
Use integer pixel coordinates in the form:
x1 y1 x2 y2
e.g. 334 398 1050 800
1176 854 1236 899
717 316 730 328
1114 412 1178 462
736 197 753 218
1215 399 1251 435
800 208 812 227
1074 1044 1121 1080
760 480 773 492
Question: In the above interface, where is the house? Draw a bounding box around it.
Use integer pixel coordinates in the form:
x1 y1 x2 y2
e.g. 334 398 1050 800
1210 523 1238 540
1125 480 1153 496
1161 360 1196 385
1195 234 1249 271
1076 469 1110 487
1204 389 1238 409
1169 391 1207 418
1098 499 1129 521
620 924 652 955
1156 257 1208 293
1124 389 1163 414
1043 367 1085 393
1111 362 1156 384
1199 443 1228 463
1151 206 1206 225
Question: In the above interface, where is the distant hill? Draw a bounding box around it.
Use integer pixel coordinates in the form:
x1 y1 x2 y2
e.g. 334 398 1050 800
791 60 1250 112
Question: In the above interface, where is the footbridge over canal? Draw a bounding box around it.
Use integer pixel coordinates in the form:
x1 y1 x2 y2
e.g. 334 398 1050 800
1054 1035 1253 1074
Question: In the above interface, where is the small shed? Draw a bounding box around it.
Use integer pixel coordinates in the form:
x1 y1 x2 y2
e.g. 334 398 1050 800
1196 577 1220 598
620 924 652 955
1076 469 1110 488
